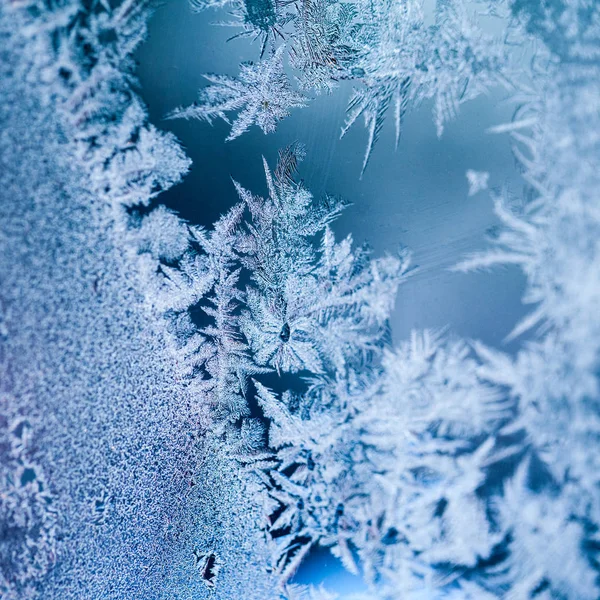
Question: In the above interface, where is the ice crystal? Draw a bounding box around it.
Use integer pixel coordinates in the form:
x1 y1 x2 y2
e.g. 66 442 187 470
167 46 307 140
466 169 490 196
235 145 406 374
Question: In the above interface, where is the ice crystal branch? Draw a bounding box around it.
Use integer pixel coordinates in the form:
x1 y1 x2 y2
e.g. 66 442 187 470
167 46 307 140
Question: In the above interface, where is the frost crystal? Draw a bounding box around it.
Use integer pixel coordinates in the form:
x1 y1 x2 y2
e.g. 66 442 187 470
167 46 307 140
466 169 490 196
181 0 513 173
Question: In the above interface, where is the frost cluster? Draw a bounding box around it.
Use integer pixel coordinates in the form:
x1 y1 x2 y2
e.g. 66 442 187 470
173 0 515 172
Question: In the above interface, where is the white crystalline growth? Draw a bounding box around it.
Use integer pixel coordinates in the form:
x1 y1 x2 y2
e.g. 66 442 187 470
466 169 490 196
2 0 600 598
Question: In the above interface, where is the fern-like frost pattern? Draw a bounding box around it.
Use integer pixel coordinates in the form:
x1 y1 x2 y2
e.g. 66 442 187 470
1 0 600 598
